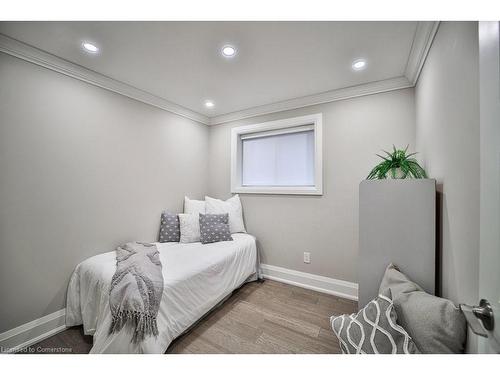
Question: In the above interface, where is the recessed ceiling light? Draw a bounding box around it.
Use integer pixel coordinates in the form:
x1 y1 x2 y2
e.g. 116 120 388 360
352 59 366 71
82 41 99 53
221 45 236 58
205 100 215 108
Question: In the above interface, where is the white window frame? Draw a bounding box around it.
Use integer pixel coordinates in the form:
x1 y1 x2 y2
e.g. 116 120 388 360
230 113 323 195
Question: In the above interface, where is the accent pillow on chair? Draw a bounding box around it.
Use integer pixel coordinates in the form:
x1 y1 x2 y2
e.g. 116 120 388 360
330 294 420 354
199 213 233 244
158 211 180 242
178 213 201 243
378 264 467 354
205 195 246 234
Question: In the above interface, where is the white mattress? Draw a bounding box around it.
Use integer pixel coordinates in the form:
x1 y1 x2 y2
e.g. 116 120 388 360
65 233 257 353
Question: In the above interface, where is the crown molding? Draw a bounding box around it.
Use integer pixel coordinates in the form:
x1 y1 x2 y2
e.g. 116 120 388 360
0 34 210 125
209 21 439 125
209 76 412 125
1 22 439 127
404 21 440 86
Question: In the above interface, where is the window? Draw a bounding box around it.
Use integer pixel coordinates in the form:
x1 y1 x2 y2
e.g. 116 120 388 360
231 114 323 195
241 127 315 186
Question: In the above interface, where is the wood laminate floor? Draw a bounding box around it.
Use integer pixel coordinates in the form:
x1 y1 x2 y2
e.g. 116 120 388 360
23 280 357 354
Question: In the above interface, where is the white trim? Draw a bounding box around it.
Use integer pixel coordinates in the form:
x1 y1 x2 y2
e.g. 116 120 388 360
404 21 440 85
240 124 314 140
210 21 438 125
231 114 323 195
210 76 412 125
0 22 438 127
260 264 358 301
0 34 210 125
232 186 320 195
0 308 66 353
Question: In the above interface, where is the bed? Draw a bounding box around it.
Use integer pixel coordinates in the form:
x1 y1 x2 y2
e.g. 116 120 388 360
65 233 258 353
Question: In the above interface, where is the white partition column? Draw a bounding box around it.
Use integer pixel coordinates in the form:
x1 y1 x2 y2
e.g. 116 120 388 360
359 179 436 307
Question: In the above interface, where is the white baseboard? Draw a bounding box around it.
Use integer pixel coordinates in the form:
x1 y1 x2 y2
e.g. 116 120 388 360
0 309 66 353
260 264 358 301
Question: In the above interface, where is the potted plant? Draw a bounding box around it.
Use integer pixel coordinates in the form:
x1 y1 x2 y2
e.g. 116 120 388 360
367 145 427 179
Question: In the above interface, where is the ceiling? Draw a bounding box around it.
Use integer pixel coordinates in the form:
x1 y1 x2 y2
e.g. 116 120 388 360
0 22 433 124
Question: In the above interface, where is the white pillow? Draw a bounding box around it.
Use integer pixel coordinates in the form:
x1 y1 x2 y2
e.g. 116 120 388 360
184 196 206 215
178 213 200 243
205 195 246 234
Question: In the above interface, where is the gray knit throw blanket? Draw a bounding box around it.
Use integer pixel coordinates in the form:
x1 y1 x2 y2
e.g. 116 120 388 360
109 242 164 343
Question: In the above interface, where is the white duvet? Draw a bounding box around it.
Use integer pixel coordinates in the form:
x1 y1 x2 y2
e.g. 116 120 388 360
66 233 257 353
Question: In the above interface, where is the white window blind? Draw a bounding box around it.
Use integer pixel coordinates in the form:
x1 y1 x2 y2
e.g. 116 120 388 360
241 128 315 187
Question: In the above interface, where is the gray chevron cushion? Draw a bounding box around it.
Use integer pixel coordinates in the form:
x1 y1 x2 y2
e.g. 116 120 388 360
158 211 180 242
330 294 420 354
199 213 233 244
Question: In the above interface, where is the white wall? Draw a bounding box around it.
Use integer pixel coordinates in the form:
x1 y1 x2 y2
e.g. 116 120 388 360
208 89 416 284
0 53 209 333
415 21 480 350
415 21 480 303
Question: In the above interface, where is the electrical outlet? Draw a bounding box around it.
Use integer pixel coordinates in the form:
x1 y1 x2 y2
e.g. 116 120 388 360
303 252 311 264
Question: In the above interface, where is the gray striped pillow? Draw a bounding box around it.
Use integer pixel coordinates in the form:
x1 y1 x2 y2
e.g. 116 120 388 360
330 294 420 354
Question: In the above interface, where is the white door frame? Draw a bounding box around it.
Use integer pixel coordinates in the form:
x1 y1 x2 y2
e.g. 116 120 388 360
478 21 500 353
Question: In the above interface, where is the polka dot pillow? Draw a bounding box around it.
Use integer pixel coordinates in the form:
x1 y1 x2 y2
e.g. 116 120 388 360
159 211 180 242
199 213 233 244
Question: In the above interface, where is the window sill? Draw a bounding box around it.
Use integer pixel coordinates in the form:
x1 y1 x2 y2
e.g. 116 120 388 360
231 186 323 196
